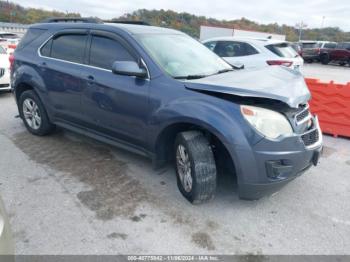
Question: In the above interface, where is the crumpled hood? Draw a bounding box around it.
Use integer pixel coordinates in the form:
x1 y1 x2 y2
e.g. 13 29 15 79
184 66 310 108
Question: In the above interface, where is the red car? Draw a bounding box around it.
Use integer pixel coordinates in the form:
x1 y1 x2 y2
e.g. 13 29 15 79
320 42 350 66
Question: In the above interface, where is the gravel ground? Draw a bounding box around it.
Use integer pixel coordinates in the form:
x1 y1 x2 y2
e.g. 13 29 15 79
302 62 350 84
0 91 350 255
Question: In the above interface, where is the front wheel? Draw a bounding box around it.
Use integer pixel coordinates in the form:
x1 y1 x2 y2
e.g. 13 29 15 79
174 131 217 204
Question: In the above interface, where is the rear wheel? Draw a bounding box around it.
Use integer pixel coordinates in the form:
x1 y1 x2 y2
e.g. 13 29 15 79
19 90 55 136
320 54 329 65
174 131 217 204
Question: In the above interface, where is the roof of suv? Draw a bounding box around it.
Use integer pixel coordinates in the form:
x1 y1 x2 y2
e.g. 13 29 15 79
31 22 183 35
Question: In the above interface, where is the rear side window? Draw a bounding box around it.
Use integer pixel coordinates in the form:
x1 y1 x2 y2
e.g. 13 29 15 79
50 34 87 64
266 43 298 58
213 41 258 57
89 35 135 70
17 28 46 50
40 39 52 57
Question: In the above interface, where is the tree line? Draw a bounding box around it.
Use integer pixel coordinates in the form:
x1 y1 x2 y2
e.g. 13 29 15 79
1 1 349 42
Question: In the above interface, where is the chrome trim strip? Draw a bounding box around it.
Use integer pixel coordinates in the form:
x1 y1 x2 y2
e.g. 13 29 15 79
37 34 151 80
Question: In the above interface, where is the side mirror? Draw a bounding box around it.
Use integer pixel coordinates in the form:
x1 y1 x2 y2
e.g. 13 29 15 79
112 61 147 78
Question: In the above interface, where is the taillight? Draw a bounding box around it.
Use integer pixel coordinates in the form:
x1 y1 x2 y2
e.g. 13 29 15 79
9 54 15 72
266 60 293 67
8 44 16 50
317 48 320 54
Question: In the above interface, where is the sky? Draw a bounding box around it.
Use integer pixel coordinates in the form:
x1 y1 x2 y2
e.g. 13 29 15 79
15 0 350 31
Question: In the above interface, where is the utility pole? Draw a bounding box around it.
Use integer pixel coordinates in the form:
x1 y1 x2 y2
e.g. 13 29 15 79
296 21 307 41
321 16 326 28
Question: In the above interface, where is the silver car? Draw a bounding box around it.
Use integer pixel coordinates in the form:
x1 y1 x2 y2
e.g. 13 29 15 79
203 37 304 71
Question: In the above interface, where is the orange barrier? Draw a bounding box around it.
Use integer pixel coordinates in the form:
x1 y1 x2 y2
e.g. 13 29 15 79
305 78 350 138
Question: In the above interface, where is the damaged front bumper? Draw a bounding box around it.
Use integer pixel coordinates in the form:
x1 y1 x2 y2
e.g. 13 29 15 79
228 115 323 200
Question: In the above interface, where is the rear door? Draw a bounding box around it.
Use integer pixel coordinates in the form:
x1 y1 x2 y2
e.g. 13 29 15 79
38 30 88 124
80 30 150 146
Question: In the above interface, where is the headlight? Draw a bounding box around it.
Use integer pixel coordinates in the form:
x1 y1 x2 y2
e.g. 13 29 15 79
240 105 293 139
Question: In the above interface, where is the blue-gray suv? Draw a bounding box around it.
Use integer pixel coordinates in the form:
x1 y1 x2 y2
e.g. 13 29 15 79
11 18 323 204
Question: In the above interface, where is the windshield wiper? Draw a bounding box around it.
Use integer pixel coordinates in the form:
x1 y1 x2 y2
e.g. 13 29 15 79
216 68 234 74
174 74 209 80
174 68 234 80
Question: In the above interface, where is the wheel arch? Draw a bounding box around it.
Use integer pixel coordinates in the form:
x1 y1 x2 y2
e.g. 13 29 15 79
153 120 237 180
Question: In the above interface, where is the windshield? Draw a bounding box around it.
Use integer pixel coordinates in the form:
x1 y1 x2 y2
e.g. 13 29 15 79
302 43 317 48
137 34 232 78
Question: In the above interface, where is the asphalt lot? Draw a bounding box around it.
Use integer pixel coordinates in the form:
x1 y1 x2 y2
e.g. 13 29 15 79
0 90 350 255
302 62 350 84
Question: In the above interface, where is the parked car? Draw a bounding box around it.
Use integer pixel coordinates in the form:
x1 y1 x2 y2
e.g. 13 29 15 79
202 37 303 71
300 41 337 63
12 18 323 203
320 42 350 66
0 45 10 92
0 32 21 54
0 197 14 256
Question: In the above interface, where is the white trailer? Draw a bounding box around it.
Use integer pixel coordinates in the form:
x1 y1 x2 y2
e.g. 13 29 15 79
200 25 286 41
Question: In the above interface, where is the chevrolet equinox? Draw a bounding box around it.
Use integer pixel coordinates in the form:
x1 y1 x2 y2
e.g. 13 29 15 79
11 18 323 204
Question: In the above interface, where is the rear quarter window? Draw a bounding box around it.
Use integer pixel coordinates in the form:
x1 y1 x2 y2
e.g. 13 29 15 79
16 28 47 50
265 43 298 58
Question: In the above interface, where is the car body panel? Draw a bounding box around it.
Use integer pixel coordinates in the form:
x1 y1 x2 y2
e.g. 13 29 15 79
185 66 310 108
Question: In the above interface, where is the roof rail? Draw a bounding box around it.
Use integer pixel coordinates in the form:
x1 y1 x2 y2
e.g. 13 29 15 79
104 20 150 26
41 17 102 23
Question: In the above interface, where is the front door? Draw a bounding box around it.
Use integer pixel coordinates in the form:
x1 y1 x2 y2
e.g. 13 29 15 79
80 31 150 147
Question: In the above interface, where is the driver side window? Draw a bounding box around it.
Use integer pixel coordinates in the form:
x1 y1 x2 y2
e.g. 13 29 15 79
89 35 136 70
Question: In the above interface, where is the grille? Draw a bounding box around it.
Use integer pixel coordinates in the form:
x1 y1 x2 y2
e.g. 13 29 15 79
301 129 319 146
295 105 311 124
0 68 4 78
296 109 310 122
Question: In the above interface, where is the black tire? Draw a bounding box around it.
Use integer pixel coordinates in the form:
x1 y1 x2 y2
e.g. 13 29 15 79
19 90 55 136
174 131 217 204
320 54 329 65
305 59 313 63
